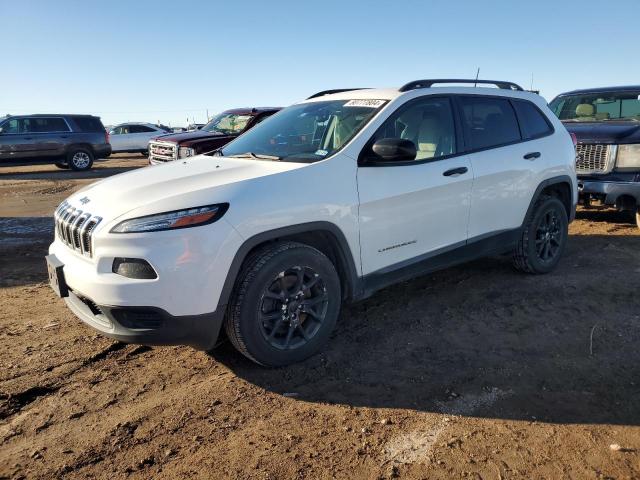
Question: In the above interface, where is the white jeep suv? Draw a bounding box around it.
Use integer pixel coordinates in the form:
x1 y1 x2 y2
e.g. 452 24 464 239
47 79 577 366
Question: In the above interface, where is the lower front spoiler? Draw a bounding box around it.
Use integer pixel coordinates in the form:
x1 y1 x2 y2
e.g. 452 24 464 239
65 290 224 351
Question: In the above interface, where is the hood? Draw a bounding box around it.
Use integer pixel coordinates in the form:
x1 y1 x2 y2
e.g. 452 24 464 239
66 156 305 222
563 121 640 144
153 130 233 144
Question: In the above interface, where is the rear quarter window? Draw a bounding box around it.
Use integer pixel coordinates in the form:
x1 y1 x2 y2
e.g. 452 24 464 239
459 96 521 150
512 100 553 139
71 116 105 132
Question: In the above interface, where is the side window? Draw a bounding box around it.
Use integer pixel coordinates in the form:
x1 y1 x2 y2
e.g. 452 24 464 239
29 118 65 133
512 100 553 140
365 97 456 162
1 119 20 133
459 96 521 150
130 125 155 133
110 126 122 135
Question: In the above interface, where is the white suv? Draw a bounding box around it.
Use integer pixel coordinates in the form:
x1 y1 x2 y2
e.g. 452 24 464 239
47 79 577 366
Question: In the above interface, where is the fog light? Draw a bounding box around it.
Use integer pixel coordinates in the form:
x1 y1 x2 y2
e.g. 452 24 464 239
112 258 157 279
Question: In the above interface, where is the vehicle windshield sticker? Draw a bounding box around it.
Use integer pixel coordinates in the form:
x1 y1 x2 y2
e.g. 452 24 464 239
315 149 328 156
344 99 386 108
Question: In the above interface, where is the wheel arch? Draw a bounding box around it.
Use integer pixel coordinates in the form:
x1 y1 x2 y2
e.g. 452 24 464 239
65 143 95 156
523 175 575 225
217 222 362 312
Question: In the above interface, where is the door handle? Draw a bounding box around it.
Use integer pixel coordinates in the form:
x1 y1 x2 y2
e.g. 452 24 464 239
443 167 468 177
523 152 541 160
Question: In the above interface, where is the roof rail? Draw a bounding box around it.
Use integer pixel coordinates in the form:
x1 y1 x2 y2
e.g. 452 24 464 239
307 88 369 99
399 79 524 92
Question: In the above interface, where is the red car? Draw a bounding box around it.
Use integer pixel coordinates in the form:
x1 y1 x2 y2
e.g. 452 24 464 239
148 107 281 165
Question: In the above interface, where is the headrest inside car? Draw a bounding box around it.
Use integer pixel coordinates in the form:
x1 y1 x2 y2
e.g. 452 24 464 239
576 104 594 117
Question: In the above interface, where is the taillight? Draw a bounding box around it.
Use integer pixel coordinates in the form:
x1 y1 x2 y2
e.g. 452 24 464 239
105 130 110 144
570 132 577 148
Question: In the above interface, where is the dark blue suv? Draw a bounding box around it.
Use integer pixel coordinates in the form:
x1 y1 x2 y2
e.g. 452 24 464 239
0 114 111 171
549 86 640 228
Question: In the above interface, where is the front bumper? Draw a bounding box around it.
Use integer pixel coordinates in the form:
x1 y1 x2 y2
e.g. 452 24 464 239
64 289 224 350
578 178 640 206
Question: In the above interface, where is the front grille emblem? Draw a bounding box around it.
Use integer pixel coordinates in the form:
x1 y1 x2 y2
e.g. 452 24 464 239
79 196 91 205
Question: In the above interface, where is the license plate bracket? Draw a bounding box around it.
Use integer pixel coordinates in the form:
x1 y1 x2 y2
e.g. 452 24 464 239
46 254 69 298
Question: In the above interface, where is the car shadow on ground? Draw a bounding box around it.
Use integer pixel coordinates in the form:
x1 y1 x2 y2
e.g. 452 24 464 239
214 233 640 426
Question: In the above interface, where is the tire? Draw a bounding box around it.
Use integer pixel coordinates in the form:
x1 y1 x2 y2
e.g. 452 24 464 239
224 241 341 367
54 161 69 169
141 151 148 157
513 194 568 274
67 148 94 171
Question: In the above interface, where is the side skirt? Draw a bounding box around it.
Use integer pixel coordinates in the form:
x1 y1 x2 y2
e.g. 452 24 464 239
358 229 521 299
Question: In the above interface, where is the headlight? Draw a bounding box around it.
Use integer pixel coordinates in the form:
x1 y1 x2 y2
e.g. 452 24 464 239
616 144 640 170
178 147 195 158
110 204 228 233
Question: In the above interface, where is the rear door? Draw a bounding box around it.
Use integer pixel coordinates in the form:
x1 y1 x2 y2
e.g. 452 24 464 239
30 117 71 157
357 96 473 275
129 125 160 149
458 95 551 239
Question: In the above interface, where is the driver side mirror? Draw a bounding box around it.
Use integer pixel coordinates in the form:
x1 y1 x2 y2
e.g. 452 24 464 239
371 138 416 162
0 127 4 134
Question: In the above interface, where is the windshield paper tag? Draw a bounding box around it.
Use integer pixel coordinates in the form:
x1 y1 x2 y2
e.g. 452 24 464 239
344 99 385 108
315 149 328 156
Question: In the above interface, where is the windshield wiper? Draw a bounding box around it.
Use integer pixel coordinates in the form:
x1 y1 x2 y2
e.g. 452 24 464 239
228 152 281 161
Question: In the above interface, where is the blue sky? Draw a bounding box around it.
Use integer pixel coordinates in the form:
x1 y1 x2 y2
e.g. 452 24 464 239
2 0 639 127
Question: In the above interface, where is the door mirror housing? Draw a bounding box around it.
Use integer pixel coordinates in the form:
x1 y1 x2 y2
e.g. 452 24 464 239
0 127 4 134
371 138 416 162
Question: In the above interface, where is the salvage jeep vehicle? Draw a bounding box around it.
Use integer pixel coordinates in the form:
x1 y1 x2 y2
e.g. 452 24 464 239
549 85 640 228
148 107 281 165
0 114 111 170
47 79 576 366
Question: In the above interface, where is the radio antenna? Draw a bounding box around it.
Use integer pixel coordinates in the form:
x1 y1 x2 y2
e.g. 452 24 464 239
474 68 480 87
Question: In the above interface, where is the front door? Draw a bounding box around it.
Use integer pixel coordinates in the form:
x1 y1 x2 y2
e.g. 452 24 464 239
357 96 473 276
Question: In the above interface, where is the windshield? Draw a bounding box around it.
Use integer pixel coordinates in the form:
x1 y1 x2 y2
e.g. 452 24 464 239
220 99 387 163
202 112 253 135
549 91 640 122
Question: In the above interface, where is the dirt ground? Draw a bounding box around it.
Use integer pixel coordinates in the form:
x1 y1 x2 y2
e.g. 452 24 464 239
1 155 639 480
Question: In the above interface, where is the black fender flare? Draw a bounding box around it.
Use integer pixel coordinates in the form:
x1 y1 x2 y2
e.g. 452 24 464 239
216 221 362 312
522 175 576 224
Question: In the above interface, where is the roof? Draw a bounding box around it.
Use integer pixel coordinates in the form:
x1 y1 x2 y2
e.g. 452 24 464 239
222 107 282 115
303 86 544 105
556 85 640 96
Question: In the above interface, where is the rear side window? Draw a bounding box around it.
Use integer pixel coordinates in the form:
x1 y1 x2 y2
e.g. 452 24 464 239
29 117 70 132
512 100 553 139
72 116 105 132
130 125 156 133
459 96 521 150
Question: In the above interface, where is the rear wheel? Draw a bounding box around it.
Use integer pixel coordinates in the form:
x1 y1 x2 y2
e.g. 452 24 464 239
513 195 568 274
225 241 341 367
67 148 94 171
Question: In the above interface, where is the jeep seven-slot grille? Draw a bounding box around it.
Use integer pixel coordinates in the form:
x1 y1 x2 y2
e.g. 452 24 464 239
575 144 616 174
54 201 102 257
149 141 177 163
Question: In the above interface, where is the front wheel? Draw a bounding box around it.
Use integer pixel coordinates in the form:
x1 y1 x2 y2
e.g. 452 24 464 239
513 195 568 274
225 242 341 367
67 148 94 171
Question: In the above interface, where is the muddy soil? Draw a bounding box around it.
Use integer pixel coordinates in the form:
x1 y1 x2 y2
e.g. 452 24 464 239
1 157 639 479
